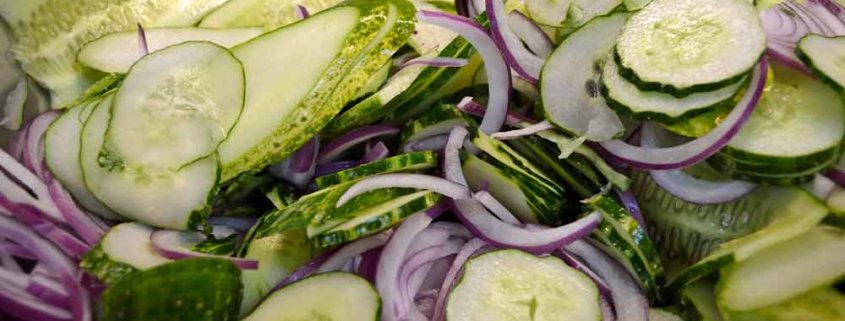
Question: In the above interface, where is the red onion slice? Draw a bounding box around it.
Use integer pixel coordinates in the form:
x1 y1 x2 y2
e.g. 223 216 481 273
0 279 73 321
317 125 399 164
27 272 71 307
378 211 436 321
273 250 335 291
400 57 469 68
598 60 768 170
487 0 545 84
452 198 601 253
613 189 646 229
507 11 553 59
403 134 449 152
472 190 520 225
431 238 487 321
490 120 553 140
444 126 469 186
399 240 463 319
418 10 511 134
336 174 472 206
269 136 319 189
761 1 840 73
318 232 391 273
295 4 310 19
8 124 29 161
640 123 758 204
150 229 258 270
565 240 648 321
555 249 612 297
136 24 149 56
22 111 59 182
48 181 105 246
456 96 533 126
361 141 390 163
0 149 63 222
0 241 36 260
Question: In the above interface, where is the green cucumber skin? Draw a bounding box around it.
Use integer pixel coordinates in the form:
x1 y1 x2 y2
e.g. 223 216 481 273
716 145 842 172
314 151 438 189
221 0 417 181
613 49 762 98
721 287 845 321
708 153 838 185
102 258 242 321
591 222 660 295
314 192 441 248
80 243 139 285
504 137 601 199
399 103 468 143
707 149 839 176
796 41 845 93
307 187 416 237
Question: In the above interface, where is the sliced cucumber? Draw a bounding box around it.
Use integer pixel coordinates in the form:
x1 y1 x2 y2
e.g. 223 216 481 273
314 190 441 248
103 41 244 171
323 64 428 137
80 222 171 284
199 0 343 29
797 34 845 92
601 54 746 122
45 97 121 220
540 12 627 141
80 95 219 230
462 153 568 225
717 226 845 311
681 280 724 321
556 0 623 38
623 0 652 11
526 0 574 27
615 0 766 96
400 102 468 144
649 309 685 321
218 0 416 180
666 186 828 291
0 0 228 107
409 19 458 55
447 249 601 321
78 27 262 73
723 287 845 321
353 61 391 100
314 151 438 189
101 258 242 321
0 78 26 130
717 62 844 179
243 272 380 321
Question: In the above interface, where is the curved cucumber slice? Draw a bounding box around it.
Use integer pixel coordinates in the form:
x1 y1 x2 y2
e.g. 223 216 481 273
615 0 765 96
199 0 343 29
81 95 218 230
0 0 228 107
314 151 438 189
649 309 685 321
400 102 468 144
103 41 245 171
80 222 171 284
722 287 845 321
45 97 121 220
243 272 380 321
601 54 745 121
722 62 844 170
797 34 845 92
102 258 242 321
717 226 845 311
540 12 627 141
219 0 416 180
557 0 623 38
525 0 574 27
78 27 262 73
447 249 601 321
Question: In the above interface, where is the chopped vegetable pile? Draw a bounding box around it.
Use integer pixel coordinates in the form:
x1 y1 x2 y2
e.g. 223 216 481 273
1 0 845 320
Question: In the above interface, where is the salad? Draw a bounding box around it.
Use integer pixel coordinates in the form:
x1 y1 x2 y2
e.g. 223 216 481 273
0 0 844 320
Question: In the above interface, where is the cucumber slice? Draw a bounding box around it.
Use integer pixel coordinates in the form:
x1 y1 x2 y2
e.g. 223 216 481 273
717 226 845 311
797 34 845 92
623 0 652 11
218 0 416 180
314 190 441 248
666 186 828 291
101 258 242 321
314 151 438 189
78 27 262 74
409 19 459 55
723 287 845 321
525 0 574 27
615 0 766 96
80 222 171 284
463 153 569 225
649 309 685 321
681 280 724 321
447 249 601 321
400 102 468 144
720 62 844 173
557 0 623 38
0 0 228 107
242 272 380 321
601 54 746 122
103 41 245 171
540 12 627 141
353 61 391 100
199 0 343 29
45 97 121 220
81 95 219 230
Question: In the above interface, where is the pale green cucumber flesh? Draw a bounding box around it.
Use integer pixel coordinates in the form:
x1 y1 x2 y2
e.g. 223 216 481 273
447 249 601 321
78 27 262 73
314 151 438 189
722 287 845 321
80 222 171 284
242 272 380 321
796 34 845 92
219 0 416 181
556 0 623 38
199 0 344 29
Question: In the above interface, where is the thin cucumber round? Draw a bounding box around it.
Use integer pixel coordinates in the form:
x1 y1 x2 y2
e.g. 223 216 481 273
447 249 601 321
601 54 746 122
314 151 439 189
242 272 380 321
80 95 219 230
556 0 623 38
796 34 845 93
525 0 574 27
615 0 766 96
707 150 838 177
103 41 245 171
722 62 844 169
540 12 628 141
80 222 171 284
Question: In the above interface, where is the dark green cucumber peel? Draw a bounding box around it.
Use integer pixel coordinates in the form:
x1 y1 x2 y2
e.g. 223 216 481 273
306 187 417 237
80 243 138 285
101 258 242 321
399 103 469 143
796 37 845 93
221 0 418 180
314 151 438 189
505 136 603 199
